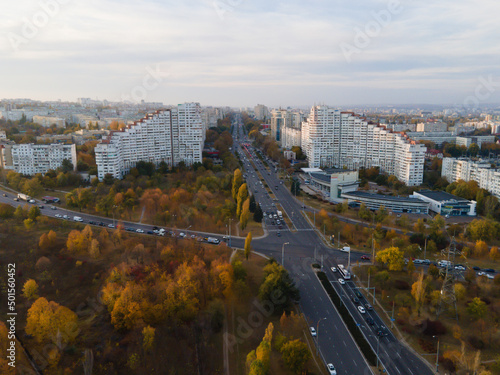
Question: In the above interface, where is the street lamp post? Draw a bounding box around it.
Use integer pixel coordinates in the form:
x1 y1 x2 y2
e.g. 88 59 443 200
281 242 289 266
316 317 327 355
433 336 440 373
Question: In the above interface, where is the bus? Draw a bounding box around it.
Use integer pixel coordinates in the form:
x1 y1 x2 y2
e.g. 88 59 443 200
338 264 351 280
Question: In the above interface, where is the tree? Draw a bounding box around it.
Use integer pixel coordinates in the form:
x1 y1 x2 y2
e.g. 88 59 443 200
232 169 243 200
490 246 500 261
411 270 426 317
60 158 74 173
258 261 299 314
280 339 311 374
142 325 155 352
474 240 489 258
253 203 263 223
376 247 404 271
89 239 100 259
23 178 43 197
249 194 257 213
240 198 250 230
290 179 301 196
0 322 16 374
244 232 252 260
375 205 388 223
236 183 248 217
22 279 39 300
467 298 487 320
28 205 41 221
26 297 79 344
407 258 416 275
454 283 466 301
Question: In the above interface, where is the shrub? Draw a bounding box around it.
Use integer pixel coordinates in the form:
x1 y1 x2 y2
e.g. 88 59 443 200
394 279 410 290
468 336 485 350
441 358 456 372
418 338 436 353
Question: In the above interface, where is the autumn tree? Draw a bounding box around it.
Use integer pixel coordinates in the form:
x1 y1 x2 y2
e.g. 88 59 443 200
280 339 311 374
26 297 79 344
490 246 500 261
66 187 93 212
259 261 299 314
28 205 41 221
467 298 487 320
240 198 250 229
236 183 248 217
232 169 243 200
474 240 489 258
245 232 253 260
142 325 156 352
411 270 426 316
376 246 404 271
22 279 39 300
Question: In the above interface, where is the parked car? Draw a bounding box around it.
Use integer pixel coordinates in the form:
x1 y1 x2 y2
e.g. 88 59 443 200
358 306 366 314
473 266 481 271
147 231 154 235
276 232 281 237
455 265 466 271
108 224 115 228
98 222 105 226
310 327 316 337
483 268 495 273
50 206 57 210
2 193 7 197
55 214 62 218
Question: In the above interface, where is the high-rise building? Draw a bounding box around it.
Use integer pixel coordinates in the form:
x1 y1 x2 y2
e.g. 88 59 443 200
95 103 203 180
301 106 426 186
270 110 304 148
0 143 77 175
442 157 500 199
254 104 270 121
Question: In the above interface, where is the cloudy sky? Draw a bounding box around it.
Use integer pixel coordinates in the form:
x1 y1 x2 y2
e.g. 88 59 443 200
1 0 500 107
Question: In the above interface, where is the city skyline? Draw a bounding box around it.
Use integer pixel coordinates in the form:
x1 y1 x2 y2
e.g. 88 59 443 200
2 0 500 107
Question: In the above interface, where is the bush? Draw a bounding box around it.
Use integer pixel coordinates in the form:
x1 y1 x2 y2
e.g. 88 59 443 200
419 338 436 353
441 357 456 372
394 279 410 290
468 336 485 350
422 319 447 336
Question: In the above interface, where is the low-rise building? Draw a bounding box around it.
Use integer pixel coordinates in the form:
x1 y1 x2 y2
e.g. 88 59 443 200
455 135 496 148
416 122 447 132
341 191 430 214
33 115 66 128
305 168 359 202
411 190 476 216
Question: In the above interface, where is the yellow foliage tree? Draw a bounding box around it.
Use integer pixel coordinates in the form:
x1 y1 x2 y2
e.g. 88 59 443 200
232 169 243 200
411 270 426 316
376 246 404 271
240 198 250 230
474 240 489 258
244 232 252 260
26 297 79 344
236 183 248 218
142 325 156 352
489 246 499 260
22 279 39 300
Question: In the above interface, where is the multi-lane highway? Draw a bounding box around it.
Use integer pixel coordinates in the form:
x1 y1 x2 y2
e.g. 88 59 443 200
0 115 435 375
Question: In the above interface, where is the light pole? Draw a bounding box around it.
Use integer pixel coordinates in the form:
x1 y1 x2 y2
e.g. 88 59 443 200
433 336 440 373
281 242 289 266
316 317 327 355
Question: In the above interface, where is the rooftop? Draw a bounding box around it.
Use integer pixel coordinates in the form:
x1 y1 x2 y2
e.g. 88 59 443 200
342 191 427 204
415 190 470 202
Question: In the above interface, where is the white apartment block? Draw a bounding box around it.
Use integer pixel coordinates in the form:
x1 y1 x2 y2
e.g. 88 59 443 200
95 103 203 180
254 104 270 121
442 157 500 199
416 122 447 132
33 115 66 128
301 106 426 186
271 110 304 148
455 135 496 148
0 143 77 175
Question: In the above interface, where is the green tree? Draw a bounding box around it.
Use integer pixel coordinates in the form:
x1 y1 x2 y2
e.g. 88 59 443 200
376 247 404 271
258 261 299 314
28 205 41 221
467 297 487 320
375 205 388 223
253 203 263 223
290 179 301 196
23 178 43 197
244 232 252 260
280 339 311 374
66 187 92 212
60 158 74 173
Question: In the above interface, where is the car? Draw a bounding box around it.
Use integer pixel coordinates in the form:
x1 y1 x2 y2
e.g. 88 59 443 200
88 221 96 225
39 205 44 209
276 232 281 237
358 306 366 314
152 226 159 230
455 265 466 271
179 232 186 238
483 268 495 273
147 230 154 234
136 229 144 233
268 214 273 219
473 266 481 271
327 363 337 375
28 199 36 204
191 234 196 239
98 222 105 226
478 271 485 276
355 290 363 299
309 327 316 337
486 274 495 279
338 278 345 285
2 193 7 197
13 197 19 201
331 267 337 273
63 215 69 220
352 296 360 304
365 303 373 311
377 327 389 337
108 224 115 228
55 214 62 218
278 225 283 229
50 206 57 210
366 317 375 325
360 255 370 260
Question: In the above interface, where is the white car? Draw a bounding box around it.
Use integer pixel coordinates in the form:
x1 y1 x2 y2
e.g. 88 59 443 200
28 199 36 204
455 265 466 271
179 232 186 238
338 278 345 285
358 306 366 314
55 214 62 218
327 363 337 375
331 267 337 273
486 274 495 280
136 228 144 233
309 327 317 337
108 224 115 228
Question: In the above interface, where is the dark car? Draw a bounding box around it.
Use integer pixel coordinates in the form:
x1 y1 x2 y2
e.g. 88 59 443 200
276 232 281 237
366 317 375 325
483 268 495 273
365 303 373 311
351 297 360 304
377 328 389 337
39 205 45 209
147 230 154 235
152 226 159 230
2 193 7 197
88 221 96 225
98 222 105 226
473 266 481 271
355 290 363 299
360 255 370 260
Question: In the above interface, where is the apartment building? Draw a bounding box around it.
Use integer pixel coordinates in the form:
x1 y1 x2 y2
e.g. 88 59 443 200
254 104 270 121
455 135 496 148
301 106 426 186
442 157 500 199
0 143 77 175
416 122 447 132
32 115 66 128
270 110 304 148
95 103 203 180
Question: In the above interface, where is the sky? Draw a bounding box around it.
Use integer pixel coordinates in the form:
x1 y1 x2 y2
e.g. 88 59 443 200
1 0 500 107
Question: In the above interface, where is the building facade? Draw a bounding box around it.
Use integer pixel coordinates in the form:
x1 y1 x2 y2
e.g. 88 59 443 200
416 122 447 132
455 135 496 148
254 104 270 121
301 106 426 186
412 190 476 216
95 103 203 180
442 157 500 199
32 115 66 128
341 191 430 214
0 143 77 175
